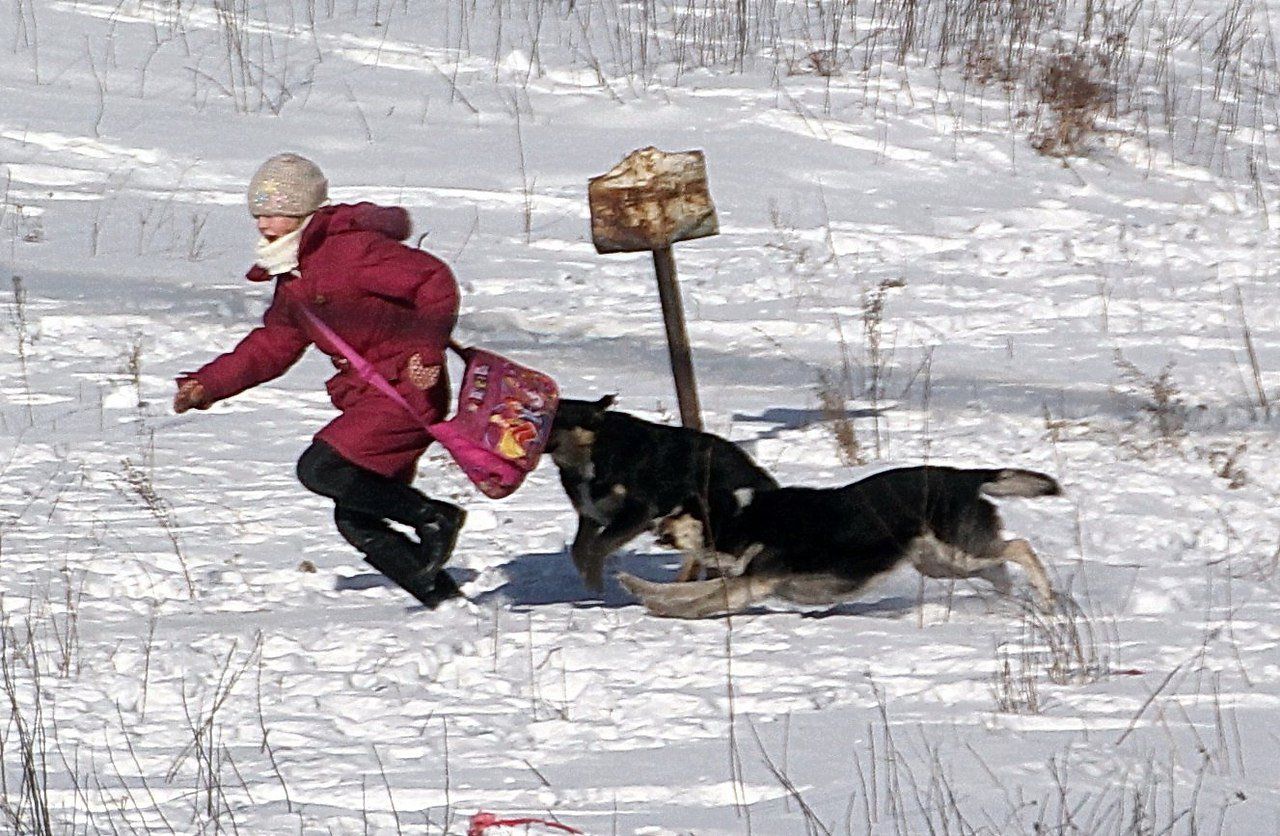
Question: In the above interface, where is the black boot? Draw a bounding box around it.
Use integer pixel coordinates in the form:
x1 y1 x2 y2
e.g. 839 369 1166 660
301 440 463 578
414 500 467 578
336 508 462 608
367 554 458 609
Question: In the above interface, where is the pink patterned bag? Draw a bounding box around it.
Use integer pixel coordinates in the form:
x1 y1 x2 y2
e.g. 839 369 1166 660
429 346 560 499
301 307 558 499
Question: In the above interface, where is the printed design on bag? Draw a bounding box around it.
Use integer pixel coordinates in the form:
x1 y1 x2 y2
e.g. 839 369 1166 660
406 353 441 390
463 363 491 412
486 369 554 463
448 350 559 498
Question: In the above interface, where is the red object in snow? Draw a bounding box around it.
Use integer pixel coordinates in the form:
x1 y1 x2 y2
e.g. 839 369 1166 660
467 811 585 835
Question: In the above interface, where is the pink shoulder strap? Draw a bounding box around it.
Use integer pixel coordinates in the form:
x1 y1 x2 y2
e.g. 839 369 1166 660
299 306 438 438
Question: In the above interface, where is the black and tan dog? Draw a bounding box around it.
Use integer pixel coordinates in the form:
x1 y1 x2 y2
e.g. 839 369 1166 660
619 466 1062 618
546 396 778 591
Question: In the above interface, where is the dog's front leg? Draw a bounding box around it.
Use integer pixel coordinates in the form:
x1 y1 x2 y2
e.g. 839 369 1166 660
1001 539 1055 609
573 498 658 591
674 551 708 582
570 517 607 591
655 511 713 581
569 498 655 592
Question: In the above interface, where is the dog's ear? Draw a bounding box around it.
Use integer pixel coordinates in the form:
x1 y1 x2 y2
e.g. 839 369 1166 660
551 397 604 432
594 394 617 412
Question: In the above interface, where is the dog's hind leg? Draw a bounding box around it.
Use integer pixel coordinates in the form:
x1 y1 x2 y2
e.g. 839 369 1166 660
617 573 782 619
1002 539 1054 608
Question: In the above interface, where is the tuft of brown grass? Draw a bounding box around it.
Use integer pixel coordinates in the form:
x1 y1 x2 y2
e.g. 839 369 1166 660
1114 351 1188 446
1031 48 1114 157
816 368 863 467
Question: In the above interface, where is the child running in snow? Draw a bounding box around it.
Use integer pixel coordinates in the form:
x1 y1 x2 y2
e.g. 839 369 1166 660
174 152 466 606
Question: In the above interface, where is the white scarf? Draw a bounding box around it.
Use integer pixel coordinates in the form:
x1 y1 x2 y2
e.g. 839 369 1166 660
253 216 311 276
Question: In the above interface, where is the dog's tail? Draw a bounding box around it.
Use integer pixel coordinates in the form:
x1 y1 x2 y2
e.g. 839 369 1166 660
979 469 1062 498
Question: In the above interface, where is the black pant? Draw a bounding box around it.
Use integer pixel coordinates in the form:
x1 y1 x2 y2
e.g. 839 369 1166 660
296 440 450 580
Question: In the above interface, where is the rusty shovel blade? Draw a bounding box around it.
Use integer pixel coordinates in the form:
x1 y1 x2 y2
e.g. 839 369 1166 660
588 147 719 254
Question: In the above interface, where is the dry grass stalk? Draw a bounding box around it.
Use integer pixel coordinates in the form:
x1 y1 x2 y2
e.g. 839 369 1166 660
1031 48 1114 157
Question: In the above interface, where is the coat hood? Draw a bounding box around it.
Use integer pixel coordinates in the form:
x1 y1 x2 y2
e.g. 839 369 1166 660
245 202 413 281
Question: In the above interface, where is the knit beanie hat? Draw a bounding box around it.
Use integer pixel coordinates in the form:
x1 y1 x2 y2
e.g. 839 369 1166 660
247 153 328 217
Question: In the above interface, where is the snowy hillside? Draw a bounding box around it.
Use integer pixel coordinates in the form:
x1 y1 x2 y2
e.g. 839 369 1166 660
2 1 1278 833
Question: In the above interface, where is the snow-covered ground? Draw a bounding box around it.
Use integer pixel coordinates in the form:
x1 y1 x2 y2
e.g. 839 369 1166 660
2 1 1279 833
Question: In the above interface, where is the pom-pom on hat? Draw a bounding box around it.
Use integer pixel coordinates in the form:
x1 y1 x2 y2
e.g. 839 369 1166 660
247 153 328 217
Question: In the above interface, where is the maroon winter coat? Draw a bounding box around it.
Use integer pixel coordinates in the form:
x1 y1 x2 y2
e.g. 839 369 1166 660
181 203 459 482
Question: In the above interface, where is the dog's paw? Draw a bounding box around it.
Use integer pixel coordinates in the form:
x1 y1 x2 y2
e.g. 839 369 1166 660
570 547 608 594
581 566 606 594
